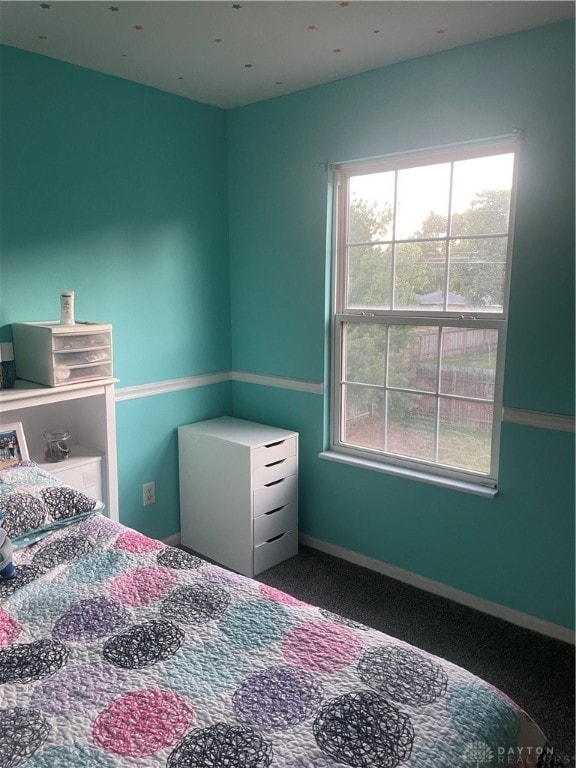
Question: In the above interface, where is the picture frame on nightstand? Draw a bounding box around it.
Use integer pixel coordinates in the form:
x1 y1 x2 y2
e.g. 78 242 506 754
0 421 29 467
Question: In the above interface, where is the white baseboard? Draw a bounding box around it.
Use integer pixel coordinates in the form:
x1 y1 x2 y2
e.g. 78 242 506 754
163 533 181 547
299 534 575 645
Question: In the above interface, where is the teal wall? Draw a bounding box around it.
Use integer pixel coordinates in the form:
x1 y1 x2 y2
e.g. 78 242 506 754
227 22 575 631
0 45 233 537
1 21 574 630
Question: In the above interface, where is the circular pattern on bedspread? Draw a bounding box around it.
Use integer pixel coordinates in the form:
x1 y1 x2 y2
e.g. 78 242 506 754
40 486 97 519
167 722 273 768
66 549 131 584
219 600 291 650
164 640 246 699
446 682 519 748
30 662 122 715
282 620 363 673
313 690 414 768
52 596 129 643
320 609 368 631
160 583 231 625
0 564 43 599
0 639 69 684
357 645 448 705
103 620 183 669
32 535 94 570
115 529 163 553
77 515 121 542
259 584 306 606
0 493 45 538
9 581 81 624
92 688 194 758
0 708 50 768
24 744 116 768
232 665 322 731
202 565 252 588
157 547 203 570
0 608 21 647
110 566 176 606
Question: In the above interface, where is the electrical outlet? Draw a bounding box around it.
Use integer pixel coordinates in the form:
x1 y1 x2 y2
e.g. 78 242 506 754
142 481 155 506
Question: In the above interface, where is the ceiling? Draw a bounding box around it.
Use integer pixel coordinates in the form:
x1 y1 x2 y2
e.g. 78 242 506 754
0 1 573 109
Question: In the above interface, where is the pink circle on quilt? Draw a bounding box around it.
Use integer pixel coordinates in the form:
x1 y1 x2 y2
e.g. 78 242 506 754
282 620 363 673
92 688 194 757
0 608 21 646
116 530 163 554
259 584 306 607
110 566 176 606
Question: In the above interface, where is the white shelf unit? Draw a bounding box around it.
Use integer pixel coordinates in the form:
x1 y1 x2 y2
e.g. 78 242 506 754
0 378 119 520
178 417 298 577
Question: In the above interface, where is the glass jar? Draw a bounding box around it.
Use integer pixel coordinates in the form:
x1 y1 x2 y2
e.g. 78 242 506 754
44 429 71 462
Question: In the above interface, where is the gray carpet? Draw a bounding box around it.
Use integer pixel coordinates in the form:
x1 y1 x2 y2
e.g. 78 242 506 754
254 546 575 763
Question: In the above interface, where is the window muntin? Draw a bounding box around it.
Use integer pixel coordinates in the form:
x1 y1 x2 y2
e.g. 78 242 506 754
332 142 517 486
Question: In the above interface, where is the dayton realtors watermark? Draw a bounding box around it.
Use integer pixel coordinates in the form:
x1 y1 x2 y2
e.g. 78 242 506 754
463 741 575 766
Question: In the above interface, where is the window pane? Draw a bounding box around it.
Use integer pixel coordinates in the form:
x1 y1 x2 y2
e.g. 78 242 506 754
440 328 498 399
395 241 447 310
347 244 392 309
451 154 514 236
344 323 387 385
349 172 395 243
343 384 384 450
386 391 436 462
388 325 439 393
449 237 507 311
438 400 493 473
396 164 450 240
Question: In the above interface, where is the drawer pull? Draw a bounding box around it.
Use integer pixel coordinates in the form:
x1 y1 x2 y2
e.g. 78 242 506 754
266 532 286 544
264 478 285 488
265 458 286 468
264 440 285 449
265 505 285 516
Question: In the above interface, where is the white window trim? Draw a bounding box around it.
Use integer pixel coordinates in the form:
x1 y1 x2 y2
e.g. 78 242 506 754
328 137 520 493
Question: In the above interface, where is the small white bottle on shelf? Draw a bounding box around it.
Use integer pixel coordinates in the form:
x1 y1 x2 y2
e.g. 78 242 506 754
60 291 75 326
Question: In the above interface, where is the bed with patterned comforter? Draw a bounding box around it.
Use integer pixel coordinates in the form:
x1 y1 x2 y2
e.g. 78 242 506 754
0 510 559 768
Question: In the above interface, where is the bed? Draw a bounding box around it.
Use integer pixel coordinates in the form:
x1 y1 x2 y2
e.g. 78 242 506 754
0 462 558 767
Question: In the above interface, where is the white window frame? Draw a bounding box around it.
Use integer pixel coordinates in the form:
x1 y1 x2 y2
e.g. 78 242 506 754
328 138 520 493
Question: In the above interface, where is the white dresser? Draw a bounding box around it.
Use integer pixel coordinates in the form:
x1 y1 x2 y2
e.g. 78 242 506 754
178 417 298 577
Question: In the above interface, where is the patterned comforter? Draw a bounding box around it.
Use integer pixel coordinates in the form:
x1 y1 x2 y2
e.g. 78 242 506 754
0 514 553 767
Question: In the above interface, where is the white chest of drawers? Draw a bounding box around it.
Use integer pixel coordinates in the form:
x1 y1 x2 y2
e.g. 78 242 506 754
178 417 298 577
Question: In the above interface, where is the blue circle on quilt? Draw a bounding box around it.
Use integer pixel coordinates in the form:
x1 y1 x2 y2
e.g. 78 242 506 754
218 600 291 649
25 744 116 768
445 682 519 747
67 549 131 584
233 665 323 731
10 581 84 624
0 639 69 684
164 640 246 699
30 662 122 715
0 708 51 767
103 619 184 669
32 535 94 570
52 596 130 643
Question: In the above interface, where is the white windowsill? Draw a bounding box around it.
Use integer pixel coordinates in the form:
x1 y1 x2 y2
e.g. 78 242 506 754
318 450 498 498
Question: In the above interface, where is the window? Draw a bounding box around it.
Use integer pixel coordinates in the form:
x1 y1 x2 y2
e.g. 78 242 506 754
330 140 518 489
